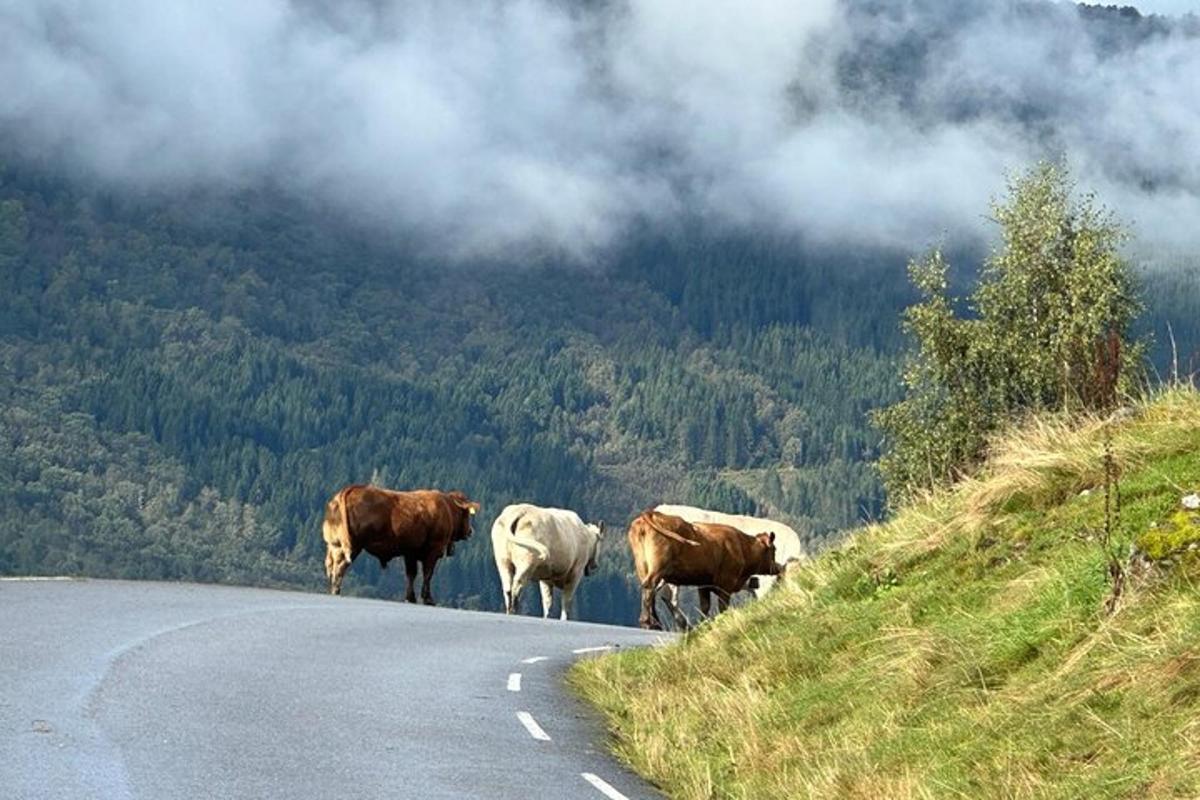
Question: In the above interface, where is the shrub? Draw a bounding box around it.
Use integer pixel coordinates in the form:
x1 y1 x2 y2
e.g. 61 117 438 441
874 163 1144 502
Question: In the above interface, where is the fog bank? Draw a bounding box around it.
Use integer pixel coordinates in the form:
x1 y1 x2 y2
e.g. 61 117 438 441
2 1 1197 259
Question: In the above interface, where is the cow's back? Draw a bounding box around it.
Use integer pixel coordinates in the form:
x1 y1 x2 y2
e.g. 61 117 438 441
655 504 803 562
628 511 709 584
655 504 801 593
667 519 746 587
507 505 592 579
491 503 539 561
346 487 452 558
491 503 532 542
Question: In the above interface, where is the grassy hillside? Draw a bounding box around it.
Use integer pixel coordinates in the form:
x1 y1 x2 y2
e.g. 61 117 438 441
572 389 1200 798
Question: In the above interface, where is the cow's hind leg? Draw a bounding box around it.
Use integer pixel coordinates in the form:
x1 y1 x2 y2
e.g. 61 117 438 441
639 575 664 630
498 558 516 614
403 555 419 603
559 578 579 621
698 587 712 619
638 581 655 629
419 555 440 605
326 546 351 595
510 566 535 615
538 581 554 619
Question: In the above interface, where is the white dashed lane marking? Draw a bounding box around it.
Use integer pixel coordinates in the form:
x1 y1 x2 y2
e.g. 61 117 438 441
509 649 639 795
516 711 551 741
582 772 631 800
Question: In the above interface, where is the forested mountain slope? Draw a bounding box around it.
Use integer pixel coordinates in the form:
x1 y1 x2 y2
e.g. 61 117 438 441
2 169 1197 625
0 163 909 623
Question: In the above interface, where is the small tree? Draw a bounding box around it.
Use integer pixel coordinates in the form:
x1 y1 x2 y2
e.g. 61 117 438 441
874 163 1143 502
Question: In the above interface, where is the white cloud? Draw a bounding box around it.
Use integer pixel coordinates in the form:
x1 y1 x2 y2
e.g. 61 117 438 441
0 0 1197 259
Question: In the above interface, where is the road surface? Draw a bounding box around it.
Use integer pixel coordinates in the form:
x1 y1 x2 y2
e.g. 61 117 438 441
0 579 669 799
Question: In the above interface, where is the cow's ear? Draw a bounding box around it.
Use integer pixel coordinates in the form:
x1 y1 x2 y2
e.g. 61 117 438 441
769 531 776 544
452 497 480 515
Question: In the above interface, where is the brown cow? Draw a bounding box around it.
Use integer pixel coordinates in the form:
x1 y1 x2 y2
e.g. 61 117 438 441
322 485 481 604
627 509 780 630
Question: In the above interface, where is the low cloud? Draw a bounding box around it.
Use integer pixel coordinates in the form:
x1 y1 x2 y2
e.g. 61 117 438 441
1 0 1196 259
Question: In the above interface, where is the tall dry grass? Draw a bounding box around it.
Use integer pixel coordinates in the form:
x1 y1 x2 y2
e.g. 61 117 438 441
572 387 1200 800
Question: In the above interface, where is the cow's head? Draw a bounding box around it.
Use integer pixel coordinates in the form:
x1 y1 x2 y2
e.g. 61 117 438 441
447 493 481 552
585 521 605 576
752 531 782 576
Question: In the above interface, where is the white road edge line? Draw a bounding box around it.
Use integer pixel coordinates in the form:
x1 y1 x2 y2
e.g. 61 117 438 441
507 672 521 692
521 656 548 664
0 576 74 582
582 772 630 800
572 645 613 654
516 711 551 741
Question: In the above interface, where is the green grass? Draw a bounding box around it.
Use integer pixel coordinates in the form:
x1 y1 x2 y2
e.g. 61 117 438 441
571 389 1200 799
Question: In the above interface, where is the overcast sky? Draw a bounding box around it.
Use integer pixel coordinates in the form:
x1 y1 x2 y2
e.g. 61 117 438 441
1128 1 1197 14
2 1 1199 261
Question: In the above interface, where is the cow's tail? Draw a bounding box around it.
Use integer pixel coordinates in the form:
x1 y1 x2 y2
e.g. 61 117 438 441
641 510 700 547
508 513 550 560
323 487 354 569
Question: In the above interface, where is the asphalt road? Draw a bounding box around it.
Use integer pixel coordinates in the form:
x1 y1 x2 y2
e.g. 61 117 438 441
0 579 669 800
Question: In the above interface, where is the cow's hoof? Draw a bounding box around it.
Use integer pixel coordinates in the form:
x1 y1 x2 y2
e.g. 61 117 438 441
405 596 418 604
422 598 436 606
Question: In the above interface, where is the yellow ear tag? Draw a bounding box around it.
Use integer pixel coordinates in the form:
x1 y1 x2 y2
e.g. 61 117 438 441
468 507 476 515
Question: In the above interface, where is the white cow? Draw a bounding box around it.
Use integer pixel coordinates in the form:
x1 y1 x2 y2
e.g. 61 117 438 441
491 503 604 620
654 504 804 596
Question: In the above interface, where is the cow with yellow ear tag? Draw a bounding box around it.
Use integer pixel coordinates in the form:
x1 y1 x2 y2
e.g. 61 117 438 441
321 485 481 604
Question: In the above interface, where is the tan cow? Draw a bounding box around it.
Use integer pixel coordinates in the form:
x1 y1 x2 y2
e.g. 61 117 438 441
627 509 780 630
322 485 480 604
654 504 804 596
